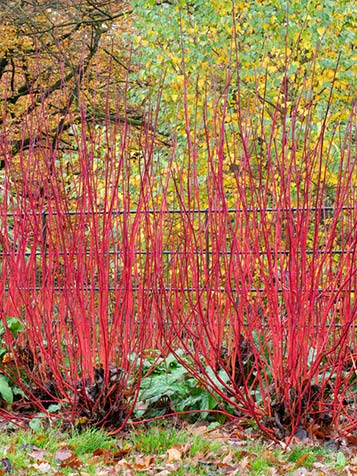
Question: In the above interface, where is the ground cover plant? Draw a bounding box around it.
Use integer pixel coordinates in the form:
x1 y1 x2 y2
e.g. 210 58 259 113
0 0 357 456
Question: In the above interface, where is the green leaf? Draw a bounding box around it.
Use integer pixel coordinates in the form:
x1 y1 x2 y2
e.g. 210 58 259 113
205 366 230 391
207 421 220 429
47 403 61 413
0 375 13 403
0 317 24 338
6 317 24 337
29 418 43 432
336 452 346 467
12 386 25 398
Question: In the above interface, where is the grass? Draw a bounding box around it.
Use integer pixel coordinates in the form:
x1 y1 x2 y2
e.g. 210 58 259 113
68 427 114 454
287 444 324 468
129 424 222 456
0 421 351 475
129 425 189 454
0 425 116 475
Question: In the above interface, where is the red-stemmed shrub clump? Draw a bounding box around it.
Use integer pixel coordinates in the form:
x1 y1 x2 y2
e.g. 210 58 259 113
156 68 357 441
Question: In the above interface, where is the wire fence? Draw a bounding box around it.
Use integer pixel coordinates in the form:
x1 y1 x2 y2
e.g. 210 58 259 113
2 204 357 294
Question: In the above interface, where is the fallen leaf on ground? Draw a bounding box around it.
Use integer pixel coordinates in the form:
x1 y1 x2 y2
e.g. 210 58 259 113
239 455 251 470
115 459 133 470
134 455 155 469
191 451 205 467
60 454 82 469
28 449 49 460
30 462 52 474
294 453 311 468
347 463 357 475
92 448 108 457
113 447 132 459
93 469 114 476
166 448 182 463
54 449 73 462
190 425 209 436
155 463 179 473
217 451 235 469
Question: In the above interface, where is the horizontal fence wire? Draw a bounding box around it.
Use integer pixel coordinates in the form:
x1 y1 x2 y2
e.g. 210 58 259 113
1 205 356 217
0 249 354 258
10 287 357 293
2 205 356 294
